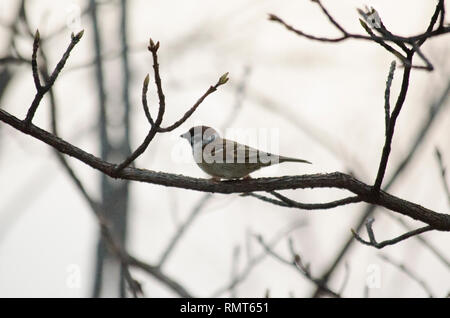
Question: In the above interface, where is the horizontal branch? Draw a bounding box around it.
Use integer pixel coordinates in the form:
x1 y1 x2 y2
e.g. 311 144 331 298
269 191 362 210
1 108 449 230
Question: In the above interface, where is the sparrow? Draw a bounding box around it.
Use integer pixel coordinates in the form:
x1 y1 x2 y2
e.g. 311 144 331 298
180 126 311 180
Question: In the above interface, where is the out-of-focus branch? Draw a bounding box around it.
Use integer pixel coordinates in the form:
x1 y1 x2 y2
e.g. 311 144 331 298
89 0 115 297
435 148 450 205
338 262 350 295
229 245 241 297
7 28 190 298
212 221 306 297
158 193 213 267
256 235 340 298
378 254 434 297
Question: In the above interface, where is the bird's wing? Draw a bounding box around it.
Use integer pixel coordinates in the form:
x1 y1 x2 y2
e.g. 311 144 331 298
208 140 276 164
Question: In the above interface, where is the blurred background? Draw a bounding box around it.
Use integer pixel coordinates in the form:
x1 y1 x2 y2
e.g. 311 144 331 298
0 0 449 297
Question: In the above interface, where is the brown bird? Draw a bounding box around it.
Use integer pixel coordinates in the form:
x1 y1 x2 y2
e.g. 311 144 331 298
180 126 311 180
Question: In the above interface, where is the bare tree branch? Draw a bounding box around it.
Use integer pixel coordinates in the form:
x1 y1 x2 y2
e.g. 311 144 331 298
114 39 228 173
1 1 449 298
269 191 362 210
351 218 434 249
373 55 413 191
24 29 84 126
384 61 396 134
386 214 450 268
1 109 449 231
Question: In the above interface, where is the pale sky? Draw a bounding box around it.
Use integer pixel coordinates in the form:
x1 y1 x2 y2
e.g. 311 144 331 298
0 0 449 297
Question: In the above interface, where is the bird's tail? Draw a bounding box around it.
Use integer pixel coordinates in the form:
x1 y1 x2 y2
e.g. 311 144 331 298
279 156 312 164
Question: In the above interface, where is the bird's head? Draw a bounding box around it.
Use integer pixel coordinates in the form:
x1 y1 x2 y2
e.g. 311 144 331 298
180 126 220 148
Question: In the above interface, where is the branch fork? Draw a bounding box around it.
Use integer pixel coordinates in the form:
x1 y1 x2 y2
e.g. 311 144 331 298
351 218 434 249
113 37 228 174
25 29 85 127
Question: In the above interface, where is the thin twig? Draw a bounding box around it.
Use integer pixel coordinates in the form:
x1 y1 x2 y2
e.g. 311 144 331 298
24 29 84 126
243 192 362 210
155 74 228 132
114 40 228 172
351 218 434 249
31 30 41 90
269 191 362 210
387 214 450 268
113 39 164 172
384 61 396 134
373 53 413 191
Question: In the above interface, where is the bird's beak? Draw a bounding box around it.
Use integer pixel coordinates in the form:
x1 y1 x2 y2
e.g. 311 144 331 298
180 132 190 140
